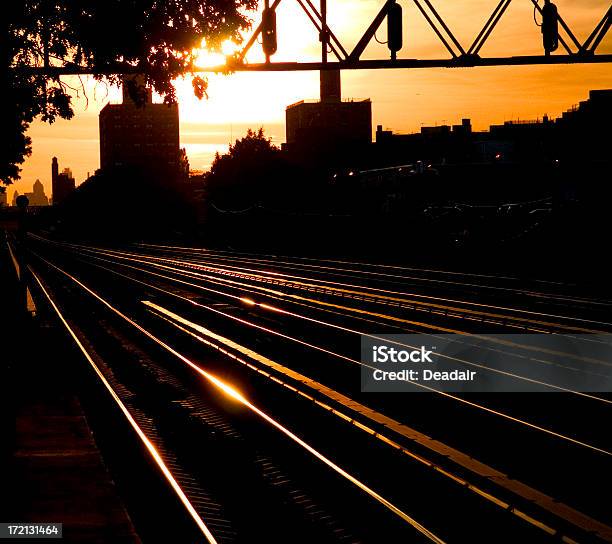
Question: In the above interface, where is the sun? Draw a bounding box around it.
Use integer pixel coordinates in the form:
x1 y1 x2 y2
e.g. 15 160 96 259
178 0 331 126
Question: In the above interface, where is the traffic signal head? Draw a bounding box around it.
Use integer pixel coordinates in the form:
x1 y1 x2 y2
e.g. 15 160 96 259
387 3 403 56
262 7 278 57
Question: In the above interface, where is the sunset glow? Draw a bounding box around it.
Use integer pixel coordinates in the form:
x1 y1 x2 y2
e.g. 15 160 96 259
5 2 612 542
11 0 612 202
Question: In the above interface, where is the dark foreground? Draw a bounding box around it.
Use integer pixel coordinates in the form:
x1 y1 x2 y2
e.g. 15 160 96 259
2 231 611 543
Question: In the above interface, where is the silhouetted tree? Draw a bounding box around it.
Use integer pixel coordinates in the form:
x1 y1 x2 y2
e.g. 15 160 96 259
207 128 288 210
2 0 257 185
178 147 191 182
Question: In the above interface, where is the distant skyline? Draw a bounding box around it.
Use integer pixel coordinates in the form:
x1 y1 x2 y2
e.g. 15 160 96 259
9 0 612 202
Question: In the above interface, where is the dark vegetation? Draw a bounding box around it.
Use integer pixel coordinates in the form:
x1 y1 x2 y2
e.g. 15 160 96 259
46 168 197 241
13 127 610 283
2 0 257 185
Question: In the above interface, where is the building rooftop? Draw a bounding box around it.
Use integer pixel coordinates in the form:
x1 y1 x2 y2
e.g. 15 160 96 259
286 98 371 109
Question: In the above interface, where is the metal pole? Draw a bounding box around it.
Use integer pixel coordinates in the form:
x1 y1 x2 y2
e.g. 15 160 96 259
264 0 271 63
303 0 348 58
321 0 328 64
295 0 342 60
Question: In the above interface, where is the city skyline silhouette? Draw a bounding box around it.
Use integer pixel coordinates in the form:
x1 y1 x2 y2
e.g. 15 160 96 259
7 0 611 197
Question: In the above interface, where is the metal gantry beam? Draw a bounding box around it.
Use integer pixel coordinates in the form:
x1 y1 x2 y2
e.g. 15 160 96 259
10 0 612 76
22 54 612 77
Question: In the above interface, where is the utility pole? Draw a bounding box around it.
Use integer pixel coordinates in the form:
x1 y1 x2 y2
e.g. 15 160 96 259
321 0 328 65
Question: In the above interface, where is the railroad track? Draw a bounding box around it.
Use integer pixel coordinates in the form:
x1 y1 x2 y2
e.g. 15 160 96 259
16 235 612 543
26 251 447 543
33 236 612 335
135 242 612 316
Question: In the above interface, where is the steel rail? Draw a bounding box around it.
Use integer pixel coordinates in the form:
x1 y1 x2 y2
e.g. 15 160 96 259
102 248 611 334
31 252 447 544
28 266 220 544
135 243 612 308
27 248 612 543
73 249 612 401
28 238 612 376
147 302 612 544
161 249 612 312
145 303 609 544
34 244 612 428
48 244 560 335
62 246 612 387
68 247 612 386
43 236 610 332
134 243 578 288
130 250 612 331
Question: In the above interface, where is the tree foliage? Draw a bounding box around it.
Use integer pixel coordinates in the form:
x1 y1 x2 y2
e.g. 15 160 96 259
207 128 288 210
2 0 257 185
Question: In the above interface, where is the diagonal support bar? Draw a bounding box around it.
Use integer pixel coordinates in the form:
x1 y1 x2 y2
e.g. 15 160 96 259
468 0 512 56
348 0 396 61
412 0 459 58
590 10 612 52
582 6 612 53
553 7 583 51
420 0 466 55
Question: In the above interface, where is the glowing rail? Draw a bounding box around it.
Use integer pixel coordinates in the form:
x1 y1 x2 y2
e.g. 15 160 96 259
29 267 219 544
31 253 446 544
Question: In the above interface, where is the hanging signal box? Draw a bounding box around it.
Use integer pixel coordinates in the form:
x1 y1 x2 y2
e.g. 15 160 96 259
388 3 403 54
262 8 278 57
541 1 559 53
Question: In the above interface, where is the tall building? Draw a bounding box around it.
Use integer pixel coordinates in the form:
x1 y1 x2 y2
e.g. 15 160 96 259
52 157 76 205
555 89 612 159
24 179 49 206
285 70 372 158
99 77 180 177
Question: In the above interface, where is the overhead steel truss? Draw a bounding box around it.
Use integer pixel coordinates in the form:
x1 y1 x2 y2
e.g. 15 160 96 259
13 0 612 74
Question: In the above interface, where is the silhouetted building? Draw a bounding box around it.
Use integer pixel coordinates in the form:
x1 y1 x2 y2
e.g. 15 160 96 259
373 89 611 166
0 190 7 207
375 119 474 164
557 89 612 126
285 70 372 163
52 157 76 205
24 179 49 206
99 76 180 177
554 89 612 159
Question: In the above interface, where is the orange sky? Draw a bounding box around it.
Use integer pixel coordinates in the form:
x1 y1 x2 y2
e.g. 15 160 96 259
9 0 612 202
